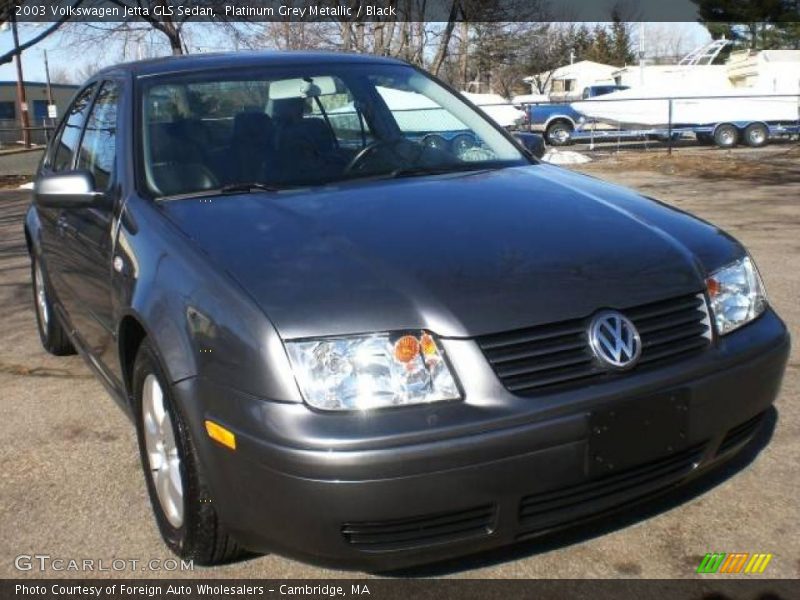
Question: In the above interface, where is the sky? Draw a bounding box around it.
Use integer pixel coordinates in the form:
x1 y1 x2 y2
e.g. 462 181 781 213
0 21 712 85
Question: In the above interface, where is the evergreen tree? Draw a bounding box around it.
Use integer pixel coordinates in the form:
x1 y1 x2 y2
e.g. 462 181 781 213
588 25 613 64
693 0 800 49
610 13 635 65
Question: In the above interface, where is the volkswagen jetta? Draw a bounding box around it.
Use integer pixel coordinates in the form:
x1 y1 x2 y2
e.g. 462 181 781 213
25 52 789 570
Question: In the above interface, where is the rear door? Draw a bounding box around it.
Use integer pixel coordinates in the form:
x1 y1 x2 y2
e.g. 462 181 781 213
36 83 97 310
59 80 123 384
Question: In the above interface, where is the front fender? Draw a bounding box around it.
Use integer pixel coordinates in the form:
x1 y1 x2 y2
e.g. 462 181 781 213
115 196 301 404
544 114 577 130
24 204 41 256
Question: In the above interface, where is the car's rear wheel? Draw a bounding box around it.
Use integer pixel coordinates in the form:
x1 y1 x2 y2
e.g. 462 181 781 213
31 255 75 356
133 339 244 565
545 120 573 146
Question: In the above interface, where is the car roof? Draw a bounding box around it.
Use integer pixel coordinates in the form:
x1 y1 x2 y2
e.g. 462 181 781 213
95 50 408 79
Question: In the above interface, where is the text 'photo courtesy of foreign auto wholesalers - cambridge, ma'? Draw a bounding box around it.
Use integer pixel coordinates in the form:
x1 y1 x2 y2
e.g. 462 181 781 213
0 0 798 599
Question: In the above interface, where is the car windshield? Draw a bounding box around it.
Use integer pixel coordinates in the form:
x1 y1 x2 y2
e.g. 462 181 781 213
139 63 528 198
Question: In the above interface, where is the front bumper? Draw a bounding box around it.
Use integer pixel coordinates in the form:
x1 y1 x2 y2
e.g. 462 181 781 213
174 309 789 571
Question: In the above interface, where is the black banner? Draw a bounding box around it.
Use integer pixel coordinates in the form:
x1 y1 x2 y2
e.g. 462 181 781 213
6 0 720 23
3 579 799 600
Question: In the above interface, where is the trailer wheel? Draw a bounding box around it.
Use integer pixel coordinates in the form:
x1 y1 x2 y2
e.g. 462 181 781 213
713 124 739 149
743 123 769 148
545 120 573 146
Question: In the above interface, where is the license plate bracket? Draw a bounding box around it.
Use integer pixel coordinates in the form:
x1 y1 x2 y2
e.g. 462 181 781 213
588 390 690 478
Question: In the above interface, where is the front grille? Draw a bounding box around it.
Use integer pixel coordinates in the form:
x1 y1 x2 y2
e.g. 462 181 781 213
477 293 712 395
518 443 705 531
342 504 496 550
717 412 766 456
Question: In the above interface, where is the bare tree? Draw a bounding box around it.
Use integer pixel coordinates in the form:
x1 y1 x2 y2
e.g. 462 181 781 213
430 0 461 76
48 66 75 84
640 23 695 63
0 0 84 65
248 21 339 51
57 0 256 60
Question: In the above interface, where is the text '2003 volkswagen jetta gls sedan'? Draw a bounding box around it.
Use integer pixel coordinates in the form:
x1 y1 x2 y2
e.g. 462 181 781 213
25 52 789 570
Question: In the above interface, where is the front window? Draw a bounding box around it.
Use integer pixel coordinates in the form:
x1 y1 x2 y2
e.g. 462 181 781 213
77 81 120 191
139 64 527 198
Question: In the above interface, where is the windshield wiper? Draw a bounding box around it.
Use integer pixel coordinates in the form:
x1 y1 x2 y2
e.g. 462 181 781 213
218 181 288 194
338 164 498 185
387 164 499 179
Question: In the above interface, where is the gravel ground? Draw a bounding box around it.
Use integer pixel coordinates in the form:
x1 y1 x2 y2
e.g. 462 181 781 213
0 150 43 181
0 146 797 579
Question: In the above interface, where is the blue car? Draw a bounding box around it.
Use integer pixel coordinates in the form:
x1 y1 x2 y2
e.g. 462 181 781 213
527 85 629 145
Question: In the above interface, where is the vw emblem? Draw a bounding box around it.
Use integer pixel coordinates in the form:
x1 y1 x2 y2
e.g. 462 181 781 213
588 311 642 369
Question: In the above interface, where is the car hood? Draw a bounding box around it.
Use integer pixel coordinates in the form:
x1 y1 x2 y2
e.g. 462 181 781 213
160 165 743 339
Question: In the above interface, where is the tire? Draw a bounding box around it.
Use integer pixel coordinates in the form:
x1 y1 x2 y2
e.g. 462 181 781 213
31 254 75 356
451 133 477 156
545 120 573 146
421 134 447 152
713 124 739 149
132 339 244 565
743 123 769 148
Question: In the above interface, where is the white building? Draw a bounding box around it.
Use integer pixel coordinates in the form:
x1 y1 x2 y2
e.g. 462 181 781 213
524 60 618 100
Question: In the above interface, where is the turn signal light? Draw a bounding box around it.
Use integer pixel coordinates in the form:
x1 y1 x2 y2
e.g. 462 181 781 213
394 335 420 363
205 420 236 450
420 333 438 356
706 277 720 297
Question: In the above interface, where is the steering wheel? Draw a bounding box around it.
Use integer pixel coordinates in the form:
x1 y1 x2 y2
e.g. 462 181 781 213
343 138 421 175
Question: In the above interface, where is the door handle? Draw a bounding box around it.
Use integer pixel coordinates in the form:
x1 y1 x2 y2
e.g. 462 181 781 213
56 215 77 237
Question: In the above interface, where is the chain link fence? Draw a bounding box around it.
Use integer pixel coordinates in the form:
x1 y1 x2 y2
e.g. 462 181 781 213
0 118 57 149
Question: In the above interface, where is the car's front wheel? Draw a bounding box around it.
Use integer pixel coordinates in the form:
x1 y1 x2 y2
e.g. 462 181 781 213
31 255 75 356
132 339 244 565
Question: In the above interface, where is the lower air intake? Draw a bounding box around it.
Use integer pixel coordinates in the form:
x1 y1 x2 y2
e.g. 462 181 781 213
342 504 496 551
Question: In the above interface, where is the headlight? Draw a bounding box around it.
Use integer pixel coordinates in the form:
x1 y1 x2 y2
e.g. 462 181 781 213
285 332 460 411
706 256 767 335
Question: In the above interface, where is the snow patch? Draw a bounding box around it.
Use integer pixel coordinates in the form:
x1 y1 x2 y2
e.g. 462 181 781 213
542 150 592 165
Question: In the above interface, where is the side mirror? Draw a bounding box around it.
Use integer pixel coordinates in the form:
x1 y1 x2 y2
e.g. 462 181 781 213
34 171 103 209
513 132 546 159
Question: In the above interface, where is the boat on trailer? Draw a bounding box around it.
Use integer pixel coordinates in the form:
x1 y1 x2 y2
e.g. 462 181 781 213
570 40 800 145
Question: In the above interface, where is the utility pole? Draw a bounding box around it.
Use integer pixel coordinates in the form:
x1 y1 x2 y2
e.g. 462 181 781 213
43 50 53 106
11 13 31 148
43 49 55 142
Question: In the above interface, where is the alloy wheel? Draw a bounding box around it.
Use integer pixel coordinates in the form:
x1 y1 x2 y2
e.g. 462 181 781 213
142 374 184 529
34 262 49 329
